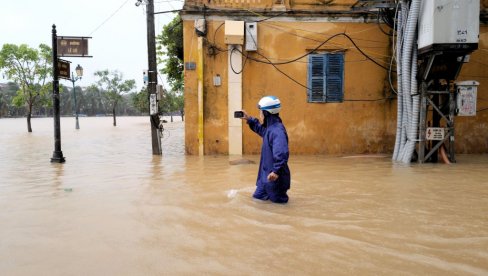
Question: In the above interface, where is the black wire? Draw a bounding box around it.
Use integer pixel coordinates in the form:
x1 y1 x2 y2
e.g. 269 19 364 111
377 10 393 36
261 22 390 45
213 22 225 44
167 19 182 33
477 107 488 112
261 23 323 43
257 11 289 22
235 32 393 71
230 47 248 74
235 46 394 102
153 9 182 14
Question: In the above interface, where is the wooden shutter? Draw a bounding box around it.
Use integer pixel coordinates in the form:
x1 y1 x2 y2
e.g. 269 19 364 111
325 53 344 102
308 54 325 102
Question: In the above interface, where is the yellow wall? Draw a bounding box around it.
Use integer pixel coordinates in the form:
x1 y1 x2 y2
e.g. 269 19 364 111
184 20 398 155
182 4 488 156
453 26 488 153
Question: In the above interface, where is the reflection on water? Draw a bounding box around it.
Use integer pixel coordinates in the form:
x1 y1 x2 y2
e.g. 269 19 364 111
0 116 487 275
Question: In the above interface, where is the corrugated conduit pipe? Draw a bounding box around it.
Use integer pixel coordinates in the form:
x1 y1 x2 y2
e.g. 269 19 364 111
392 1 406 161
402 47 419 163
400 0 420 163
393 0 420 163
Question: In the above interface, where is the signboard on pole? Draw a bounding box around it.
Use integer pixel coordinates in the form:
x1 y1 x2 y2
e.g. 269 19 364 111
57 36 92 57
57 59 71 80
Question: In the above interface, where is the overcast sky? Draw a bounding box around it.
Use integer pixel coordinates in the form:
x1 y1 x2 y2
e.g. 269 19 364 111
0 0 183 91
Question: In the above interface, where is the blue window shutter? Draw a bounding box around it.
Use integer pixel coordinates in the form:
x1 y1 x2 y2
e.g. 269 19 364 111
308 55 325 102
325 53 344 102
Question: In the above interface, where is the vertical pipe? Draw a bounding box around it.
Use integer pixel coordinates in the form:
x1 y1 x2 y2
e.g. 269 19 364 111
418 81 427 163
449 86 456 162
392 2 404 161
197 36 204 156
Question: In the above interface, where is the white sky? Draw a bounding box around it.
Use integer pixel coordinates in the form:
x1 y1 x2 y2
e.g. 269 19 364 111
0 0 183 91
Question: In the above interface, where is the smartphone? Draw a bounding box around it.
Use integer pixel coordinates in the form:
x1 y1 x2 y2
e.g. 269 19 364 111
234 111 244 118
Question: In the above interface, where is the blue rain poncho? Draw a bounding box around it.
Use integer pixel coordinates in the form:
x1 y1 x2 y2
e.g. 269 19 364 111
247 114 290 203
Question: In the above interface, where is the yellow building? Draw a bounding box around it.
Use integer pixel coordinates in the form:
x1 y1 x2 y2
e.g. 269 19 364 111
181 0 488 155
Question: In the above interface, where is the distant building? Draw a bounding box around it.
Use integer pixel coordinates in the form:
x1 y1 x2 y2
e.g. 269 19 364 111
180 0 488 155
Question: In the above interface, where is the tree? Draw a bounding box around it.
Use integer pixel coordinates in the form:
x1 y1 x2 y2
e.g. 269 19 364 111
0 82 19 117
94 70 135 126
174 90 184 121
0 44 52 132
159 89 184 122
131 87 149 114
156 15 183 92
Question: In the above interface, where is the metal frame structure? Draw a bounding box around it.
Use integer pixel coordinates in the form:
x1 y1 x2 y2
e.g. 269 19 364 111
417 52 466 163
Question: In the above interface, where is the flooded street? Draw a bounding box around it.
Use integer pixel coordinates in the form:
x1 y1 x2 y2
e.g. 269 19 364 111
1 116 488 275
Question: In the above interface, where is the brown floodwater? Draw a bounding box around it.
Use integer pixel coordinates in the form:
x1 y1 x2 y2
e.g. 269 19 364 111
1 116 488 275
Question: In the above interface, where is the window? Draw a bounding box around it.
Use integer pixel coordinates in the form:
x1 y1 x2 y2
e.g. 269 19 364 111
307 53 344 103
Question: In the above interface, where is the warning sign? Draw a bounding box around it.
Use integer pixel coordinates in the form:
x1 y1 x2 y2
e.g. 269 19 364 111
426 127 446 141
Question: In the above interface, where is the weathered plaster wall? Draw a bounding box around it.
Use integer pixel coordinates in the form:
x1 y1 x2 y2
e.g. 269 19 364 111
182 2 488 155
184 20 397 155
452 26 488 153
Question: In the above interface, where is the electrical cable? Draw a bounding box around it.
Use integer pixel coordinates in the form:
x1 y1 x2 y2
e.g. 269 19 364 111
234 32 393 71
388 2 401 95
256 11 289 22
235 48 391 102
377 9 393 36
88 0 130 36
230 48 248 74
213 22 225 44
262 22 390 45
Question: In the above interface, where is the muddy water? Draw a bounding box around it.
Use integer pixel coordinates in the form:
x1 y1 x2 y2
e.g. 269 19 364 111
1 116 488 275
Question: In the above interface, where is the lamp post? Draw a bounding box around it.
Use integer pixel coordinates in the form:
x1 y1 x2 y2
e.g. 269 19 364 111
71 64 83 129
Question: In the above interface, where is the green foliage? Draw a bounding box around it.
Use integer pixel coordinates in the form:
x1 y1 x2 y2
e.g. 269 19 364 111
160 89 183 115
131 87 149 114
0 82 20 116
94 69 136 125
94 69 136 106
0 43 52 130
156 15 184 92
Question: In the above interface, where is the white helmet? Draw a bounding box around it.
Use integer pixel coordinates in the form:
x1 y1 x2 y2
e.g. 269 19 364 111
257 96 281 114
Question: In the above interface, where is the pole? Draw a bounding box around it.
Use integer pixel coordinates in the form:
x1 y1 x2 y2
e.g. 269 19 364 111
197 37 204 156
51 24 66 163
72 72 80 130
146 0 162 155
449 84 456 163
418 81 427 163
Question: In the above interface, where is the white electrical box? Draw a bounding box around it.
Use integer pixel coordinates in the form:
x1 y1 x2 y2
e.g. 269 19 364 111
224 21 244 45
418 0 479 54
456 80 479 116
245 22 258 51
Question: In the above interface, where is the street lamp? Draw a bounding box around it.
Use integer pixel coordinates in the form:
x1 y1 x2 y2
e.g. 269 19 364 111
71 64 83 129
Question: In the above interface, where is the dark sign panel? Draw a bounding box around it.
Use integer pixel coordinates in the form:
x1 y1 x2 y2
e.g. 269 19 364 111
57 59 70 80
57 37 90 57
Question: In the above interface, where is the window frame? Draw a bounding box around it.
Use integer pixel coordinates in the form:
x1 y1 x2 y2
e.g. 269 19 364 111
307 52 344 103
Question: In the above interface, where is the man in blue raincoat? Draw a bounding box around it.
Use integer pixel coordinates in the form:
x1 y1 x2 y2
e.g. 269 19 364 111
241 96 290 203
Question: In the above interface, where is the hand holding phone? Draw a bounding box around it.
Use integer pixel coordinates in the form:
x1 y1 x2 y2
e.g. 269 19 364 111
234 111 244 118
